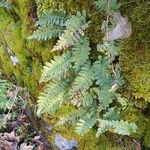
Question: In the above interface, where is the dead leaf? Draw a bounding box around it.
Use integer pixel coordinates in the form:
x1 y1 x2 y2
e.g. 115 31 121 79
0 140 17 150
38 144 44 150
20 143 34 150
133 139 141 150
17 115 28 122
3 131 19 142
103 12 132 41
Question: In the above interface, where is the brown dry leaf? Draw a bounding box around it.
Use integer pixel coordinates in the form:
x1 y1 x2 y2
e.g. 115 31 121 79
38 144 44 150
0 140 17 150
133 139 141 150
103 12 132 41
3 131 19 142
17 115 28 122
20 143 34 150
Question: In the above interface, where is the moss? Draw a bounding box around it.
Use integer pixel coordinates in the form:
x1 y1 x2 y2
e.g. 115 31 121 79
42 105 135 150
119 1 150 102
121 106 150 147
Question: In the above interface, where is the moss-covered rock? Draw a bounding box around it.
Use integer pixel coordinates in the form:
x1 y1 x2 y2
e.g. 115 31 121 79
0 0 150 149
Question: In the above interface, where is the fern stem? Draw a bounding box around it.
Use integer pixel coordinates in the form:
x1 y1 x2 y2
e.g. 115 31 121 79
106 0 110 42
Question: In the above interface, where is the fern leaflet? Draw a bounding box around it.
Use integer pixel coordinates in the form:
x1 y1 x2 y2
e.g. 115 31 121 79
40 51 72 82
27 26 64 41
36 9 68 27
75 115 96 135
71 36 91 72
96 119 137 137
51 10 90 51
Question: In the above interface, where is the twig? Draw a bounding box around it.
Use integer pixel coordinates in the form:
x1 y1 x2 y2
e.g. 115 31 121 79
105 0 109 42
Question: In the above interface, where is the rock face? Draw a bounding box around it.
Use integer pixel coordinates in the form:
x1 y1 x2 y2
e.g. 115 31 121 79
0 0 149 149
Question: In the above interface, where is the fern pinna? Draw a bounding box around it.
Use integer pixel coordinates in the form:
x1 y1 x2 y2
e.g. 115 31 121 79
28 3 137 137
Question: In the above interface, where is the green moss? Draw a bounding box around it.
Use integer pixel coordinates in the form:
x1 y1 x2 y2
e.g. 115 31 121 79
120 1 150 102
121 106 150 147
42 105 135 150
144 127 150 148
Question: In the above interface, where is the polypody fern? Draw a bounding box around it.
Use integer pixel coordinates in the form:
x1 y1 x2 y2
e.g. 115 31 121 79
28 4 137 137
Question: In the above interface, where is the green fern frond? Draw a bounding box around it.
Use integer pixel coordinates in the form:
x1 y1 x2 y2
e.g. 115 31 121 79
96 119 137 137
36 9 68 26
75 115 97 135
41 79 69 99
71 63 94 94
51 10 89 51
81 90 94 108
97 42 119 64
40 51 72 82
93 87 113 110
27 26 64 40
103 107 120 120
37 91 65 116
56 108 88 126
71 36 91 72
93 56 111 87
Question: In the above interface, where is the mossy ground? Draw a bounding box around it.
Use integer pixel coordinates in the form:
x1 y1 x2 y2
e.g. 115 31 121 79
0 0 150 149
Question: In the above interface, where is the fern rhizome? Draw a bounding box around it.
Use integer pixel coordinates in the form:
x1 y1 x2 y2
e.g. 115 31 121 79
28 0 137 137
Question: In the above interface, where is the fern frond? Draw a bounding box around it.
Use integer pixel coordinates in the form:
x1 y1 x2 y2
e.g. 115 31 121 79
71 63 94 94
71 36 91 72
103 107 120 120
93 87 113 109
51 10 89 51
42 79 69 98
75 115 96 135
56 108 88 126
36 9 68 26
27 26 64 41
96 119 137 137
93 56 111 87
37 91 65 116
81 90 94 108
37 80 69 116
40 51 72 82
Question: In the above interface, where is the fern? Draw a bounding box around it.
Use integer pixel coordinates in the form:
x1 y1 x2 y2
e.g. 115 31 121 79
37 91 65 116
71 63 94 94
71 36 91 72
28 26 64 41
51 10 89 51
40 51 72 82
36 9 68 27
81 90 94 108
93 56 111 87
29 8 137 137
96 119 137 137
97 42 119 64
57 108 88 126
102 107 120 120
28 9 68 40
75 115 97 135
